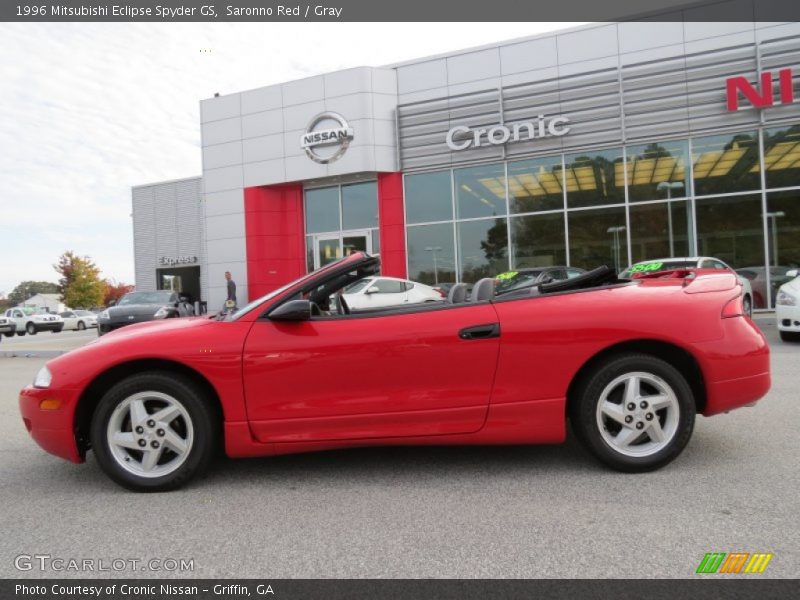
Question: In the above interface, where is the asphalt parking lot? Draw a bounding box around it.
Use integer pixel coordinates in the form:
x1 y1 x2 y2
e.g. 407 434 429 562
0 318 797 579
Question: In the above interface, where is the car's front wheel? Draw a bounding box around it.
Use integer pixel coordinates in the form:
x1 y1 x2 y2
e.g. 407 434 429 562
90 372 216 492
570 353 695 472
77 321 86 331
743 294 753 318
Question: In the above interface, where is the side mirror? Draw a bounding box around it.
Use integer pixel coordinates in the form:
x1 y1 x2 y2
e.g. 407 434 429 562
268 299 311 322
365 286 379 294
108 300 116 307
787 269 798 278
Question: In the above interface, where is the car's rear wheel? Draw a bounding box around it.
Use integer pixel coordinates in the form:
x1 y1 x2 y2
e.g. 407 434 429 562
570 353 695 472
90 372 216 492
16 331 25 336
25 322 36 335
780 331 800 343
77 321 86 330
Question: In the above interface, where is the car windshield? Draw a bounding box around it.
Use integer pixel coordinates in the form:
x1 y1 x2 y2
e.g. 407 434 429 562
620 260 696 278
495 271 542 294
118 291 174 305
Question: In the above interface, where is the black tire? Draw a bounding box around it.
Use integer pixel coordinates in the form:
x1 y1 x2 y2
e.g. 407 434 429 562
25 322 36 335
780 331 800 343
16 331 25 337
569 353 695 473
743 294 752 318
3 332 13 338
90 372 217 492
77 321 86 331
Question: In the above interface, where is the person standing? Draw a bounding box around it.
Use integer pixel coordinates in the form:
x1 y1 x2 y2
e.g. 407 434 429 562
225 271 237 309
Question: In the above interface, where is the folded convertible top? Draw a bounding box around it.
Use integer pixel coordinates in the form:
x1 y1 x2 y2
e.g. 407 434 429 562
538 265 618 294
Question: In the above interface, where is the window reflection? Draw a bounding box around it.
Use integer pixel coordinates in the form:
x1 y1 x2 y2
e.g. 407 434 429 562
629 201 691 263
305 187 340 234
458 218 509 282
565 147 625 208
696 194 765 307
510 212 566 268
627 140 689 202
692 131 760 196
454 164 507 219
508 156 564 213
568 207 628 271
341 182 378 230
763 125 800 190
405 171 453 224
406 224 456 286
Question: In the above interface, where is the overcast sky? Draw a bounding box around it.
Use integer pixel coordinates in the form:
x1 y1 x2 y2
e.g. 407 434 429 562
0 22 582 297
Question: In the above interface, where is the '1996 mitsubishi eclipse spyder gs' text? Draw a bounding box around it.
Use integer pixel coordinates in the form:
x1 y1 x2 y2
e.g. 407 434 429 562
19 253 770 491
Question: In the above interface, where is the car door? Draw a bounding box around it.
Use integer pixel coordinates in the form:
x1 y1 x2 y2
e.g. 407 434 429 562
361 278 409 308
242 302 501 443
59 312 76 330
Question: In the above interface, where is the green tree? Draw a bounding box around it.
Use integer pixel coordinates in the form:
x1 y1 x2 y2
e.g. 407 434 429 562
54 251 105 309
7 281 59 306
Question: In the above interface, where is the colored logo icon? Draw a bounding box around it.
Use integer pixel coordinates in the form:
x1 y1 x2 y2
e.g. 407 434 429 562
696 552 773 574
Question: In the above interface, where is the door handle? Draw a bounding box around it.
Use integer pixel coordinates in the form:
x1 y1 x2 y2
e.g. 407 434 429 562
459 323 500 340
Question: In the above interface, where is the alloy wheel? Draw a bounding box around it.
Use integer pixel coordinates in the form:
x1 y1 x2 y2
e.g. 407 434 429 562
106 391 194 478
595 371 680 458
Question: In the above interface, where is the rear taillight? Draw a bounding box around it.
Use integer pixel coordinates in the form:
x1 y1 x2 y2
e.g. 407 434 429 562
722 293 744 318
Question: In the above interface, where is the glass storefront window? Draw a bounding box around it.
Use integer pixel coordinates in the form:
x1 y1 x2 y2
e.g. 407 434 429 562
567 206 628 271
341 181 378 230
762 190 800 307
627 139 689 202
629 201 691 264
508 155 564 213
454 163 507 219
565 147 625 209
692 131 760 196
695 194 765 307
406 224 456 286
510 212 566 268
457 218 509 282
305 187 340 234
763 125 800 190
405 171 453 224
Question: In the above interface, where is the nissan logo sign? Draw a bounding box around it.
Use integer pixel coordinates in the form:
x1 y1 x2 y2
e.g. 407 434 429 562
300 112 354 164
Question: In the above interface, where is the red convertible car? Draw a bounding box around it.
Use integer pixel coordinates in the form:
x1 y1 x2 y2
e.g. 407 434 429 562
19 253 770 491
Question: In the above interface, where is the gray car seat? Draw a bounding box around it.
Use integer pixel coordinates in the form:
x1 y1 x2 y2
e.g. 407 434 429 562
471 278 495 302
447 283 469 304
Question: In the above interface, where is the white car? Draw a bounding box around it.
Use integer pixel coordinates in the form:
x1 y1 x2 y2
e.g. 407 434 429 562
621 256 755 317
341 276 443 310
59 309 98 331
776 269 800 343
3 307 64 335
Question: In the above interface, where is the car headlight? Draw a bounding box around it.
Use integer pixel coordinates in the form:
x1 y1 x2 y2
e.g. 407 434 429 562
777 291 797 306
153 307 169 318
33 366 52 389
99 310 110 320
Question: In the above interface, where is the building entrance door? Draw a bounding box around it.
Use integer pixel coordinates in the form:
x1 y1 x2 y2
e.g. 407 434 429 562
314 230 372 269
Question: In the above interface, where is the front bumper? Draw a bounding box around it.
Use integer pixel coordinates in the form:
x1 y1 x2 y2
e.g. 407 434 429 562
97 316 155 335
33 321 63 332
0 322 16 335
19 386 83 463
776 304 800 332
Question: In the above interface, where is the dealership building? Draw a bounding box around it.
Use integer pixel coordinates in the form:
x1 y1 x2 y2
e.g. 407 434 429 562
132 19 800 312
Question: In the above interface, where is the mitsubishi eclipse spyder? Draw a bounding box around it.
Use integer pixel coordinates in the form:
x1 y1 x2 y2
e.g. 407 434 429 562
19 252 770 491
